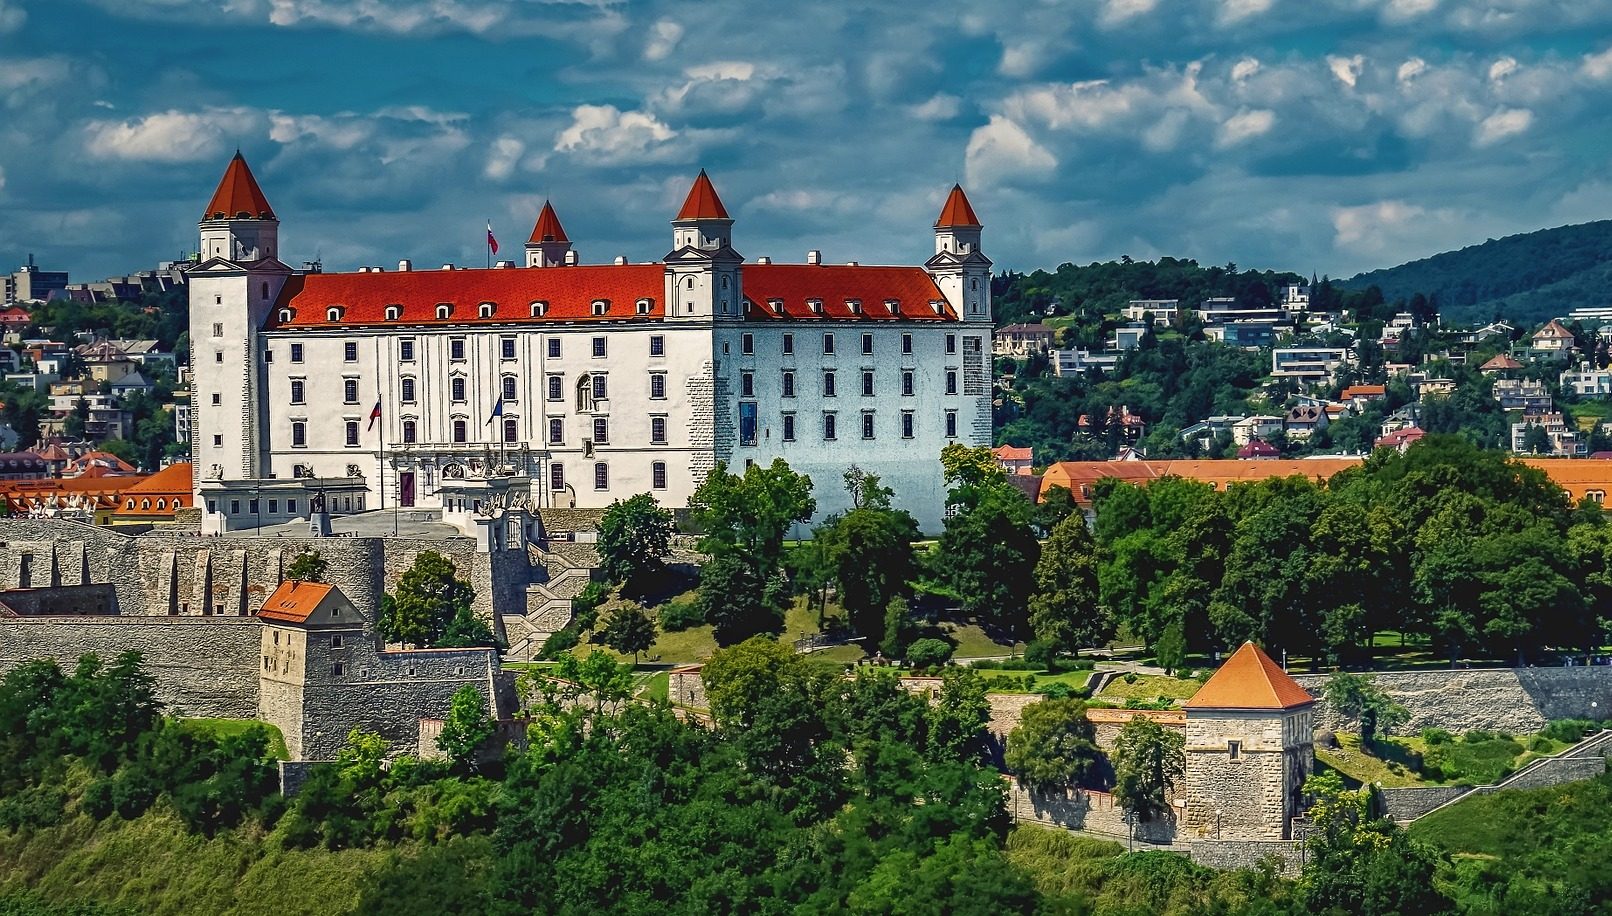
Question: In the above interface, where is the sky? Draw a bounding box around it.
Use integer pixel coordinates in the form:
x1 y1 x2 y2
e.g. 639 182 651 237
3 0 1612 282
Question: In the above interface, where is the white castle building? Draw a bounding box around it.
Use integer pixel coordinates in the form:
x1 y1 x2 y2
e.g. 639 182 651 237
188 154 994 534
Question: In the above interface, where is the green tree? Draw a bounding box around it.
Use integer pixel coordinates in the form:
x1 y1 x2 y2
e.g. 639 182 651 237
99 438 138 467
286 549 327 583
1003 698 1100 793
64 397 88 440
696 550 785 645
601 602 656 664
436 685 495 773
1110 717 1185 822
690 459 815 644
379 551 477 648
701 637 841 808
1028 513 1109 658
1323 672 1409 747
926 666 991 764
596 493 675 589
938 485 1039 637
816 487 919 648
1300 771 1454 916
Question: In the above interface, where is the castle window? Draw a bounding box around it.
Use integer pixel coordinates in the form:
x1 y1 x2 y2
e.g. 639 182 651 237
592 337 606 358
548 375 563 401
946 370 957 395
592 299 609 316
823 370 836 397
400 378 416 403
547 338 561 358
823 413 837 441
594 462 609 490
503 417 518 443
809 298 823 315
332 663 345 677
592 375 607 401
945 411 957 438
650 335 665 357
500 336 516 360
636 298 653 315
436 304 453 320
450 338 466 360
847 299 862 314
262 282 270 300
385 305 402 321
946 333 956 354
861 370 874 397
650 373 666 400
651 416 667 445
741 371 754 398
343 379 359 404
212 322 224 337
576 376 595 412
782 371 795 398
344 341 358 362
502 375 517 401
331 634 344 648
861 333 873 355
592 417 609 445
479 302 496 318
931 300 946 315
291 343 304 363
291 422 306 447
548 418 563 445
141 499 151 510
327 307 344 322
652 461 667 490
402 420 417 444
902 371 914 396
861 412 875 440
770 298 785 315
279 308 294 323
550 463 565 491
902 333 913 354
451 377 466 402
1227 740 1241 760
742 333 754 355
901 411 914 439
823 333 835 354
531 301 548 317
345 421 359 446
782 413 796 442
453 419 467 443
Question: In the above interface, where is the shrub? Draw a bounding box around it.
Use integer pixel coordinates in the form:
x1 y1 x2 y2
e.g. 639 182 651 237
571 581 610 627
1123 672 1139 685
906 638 954 669
1024 640 1057 671
538 626 580 659
1540 719 1598 744
1421 728 1453 746
1462 730 1496 744
1528 735 1554 753
658 598 705 633
973 658 1038 671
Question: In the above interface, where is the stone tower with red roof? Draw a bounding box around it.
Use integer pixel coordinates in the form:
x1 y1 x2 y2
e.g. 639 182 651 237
1182 642 1316 840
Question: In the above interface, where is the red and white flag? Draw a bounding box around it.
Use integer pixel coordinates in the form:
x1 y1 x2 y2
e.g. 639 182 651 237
367 401 382 431
486 221 499 255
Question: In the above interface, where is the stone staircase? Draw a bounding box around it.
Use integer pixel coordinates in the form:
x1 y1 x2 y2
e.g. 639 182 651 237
502 543 599 660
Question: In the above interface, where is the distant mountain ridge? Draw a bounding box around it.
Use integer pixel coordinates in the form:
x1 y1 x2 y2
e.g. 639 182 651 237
1344 221 1612 326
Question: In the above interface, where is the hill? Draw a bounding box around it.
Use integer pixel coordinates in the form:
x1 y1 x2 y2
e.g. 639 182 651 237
1344 221 1612 326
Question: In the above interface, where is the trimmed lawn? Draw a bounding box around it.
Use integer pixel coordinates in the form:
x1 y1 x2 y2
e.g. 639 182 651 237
1094 674 1204 704
970 668 1093 694
1316 734 1436 788
941 622 1020 659
1317 732 1577 788
180 718 289 761
638 670 670 702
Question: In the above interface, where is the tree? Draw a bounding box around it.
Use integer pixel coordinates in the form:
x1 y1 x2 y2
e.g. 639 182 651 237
938 484 1039 637
905 638 953 669
601 602 656 663
926 666 991 764
1300 771 1454 916
436 685 495 773
690 459 815 644
99 438 138 467
816 476 920 647
1028 512 1109 658
286 549 327 583
1520 423 1551 455
1111 717 1185 822
701 637 840 806
1323 672 1408 747
379 551 477 648
696 550 785 645
64 397 88 440
596 493 675 589
1003 698 1100 793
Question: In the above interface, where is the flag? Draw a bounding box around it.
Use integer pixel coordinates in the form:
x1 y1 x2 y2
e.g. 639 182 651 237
367 401 381 431
485 397 504 425
486 221 499 256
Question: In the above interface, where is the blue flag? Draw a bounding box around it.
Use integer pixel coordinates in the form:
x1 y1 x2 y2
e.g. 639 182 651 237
485 397 504 425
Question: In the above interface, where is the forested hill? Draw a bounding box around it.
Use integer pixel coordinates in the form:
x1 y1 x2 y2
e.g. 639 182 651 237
993 257 1306 331
1344 220 1612 326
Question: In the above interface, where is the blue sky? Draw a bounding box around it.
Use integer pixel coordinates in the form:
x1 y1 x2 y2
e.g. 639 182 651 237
3 0 1612 282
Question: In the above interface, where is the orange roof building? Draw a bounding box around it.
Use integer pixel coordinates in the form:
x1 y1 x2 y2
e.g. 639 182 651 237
1185 642 1315 711
675 169 730 221
258 580 338 624
935 184 981 228
203 151 276 221
111 462 193 523
1039 458 1364 505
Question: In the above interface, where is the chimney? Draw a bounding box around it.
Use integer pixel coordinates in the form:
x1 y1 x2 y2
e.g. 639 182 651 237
564 250 578 266
807 249 821 265
756 256 771 265
614 255 628 266
845 260 859 267
397 259 412 272
497 260 515 269
441 263 455 270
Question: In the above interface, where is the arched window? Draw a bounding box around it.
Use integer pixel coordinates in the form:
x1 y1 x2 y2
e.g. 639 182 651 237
636 298 653 315
401 419 417 443
502 376 517 401
530 301 548 317
479 302 496 318
576 375 595 412
156 499 165 509
279 308 293 323
385 305 402 321
592 299 609 316
326 306 343 322
142 499 151 509
436 304 452 320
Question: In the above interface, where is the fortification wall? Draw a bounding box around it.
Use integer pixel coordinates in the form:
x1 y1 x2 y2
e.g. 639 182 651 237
1377 786 1471 822
1187 839 1302 875
1292 667 1612 734
1008 782 1179 845
0 616 260 717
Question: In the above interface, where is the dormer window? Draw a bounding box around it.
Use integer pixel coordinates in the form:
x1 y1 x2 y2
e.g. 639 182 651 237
478 302 496 318
436 303 453 320
930 300 945 315
326 306 344 322
592 299 609 316
769 298 784 315
530 301 548 317
808 298 823 315
885 299 901 315
384 305 402 321
635 298 653 315
847 299 862 314
278 308 294 323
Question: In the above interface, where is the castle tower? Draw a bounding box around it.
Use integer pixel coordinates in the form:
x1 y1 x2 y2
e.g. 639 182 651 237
188 153 294 509
524 201 572 268
665 170 742 320
925 184 992 322
1181 642 1316 840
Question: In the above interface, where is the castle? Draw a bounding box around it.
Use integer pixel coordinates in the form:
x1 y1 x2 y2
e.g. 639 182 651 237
187 155 995 535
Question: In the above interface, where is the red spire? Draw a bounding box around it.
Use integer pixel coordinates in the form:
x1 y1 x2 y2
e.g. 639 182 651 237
935 184 980 229
527 200 569 244
675 169 730 220
202 152 276 221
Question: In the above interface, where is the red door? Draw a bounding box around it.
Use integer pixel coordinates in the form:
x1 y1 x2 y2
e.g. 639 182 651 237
399 472 416 508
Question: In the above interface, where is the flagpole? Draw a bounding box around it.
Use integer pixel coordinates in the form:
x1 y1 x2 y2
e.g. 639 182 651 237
486 218 492 269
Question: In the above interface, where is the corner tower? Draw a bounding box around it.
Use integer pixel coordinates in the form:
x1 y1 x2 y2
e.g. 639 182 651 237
524 201 572 268
188 152 294 517
664 170 742 320
1181 642 1316 840
925 184 991 322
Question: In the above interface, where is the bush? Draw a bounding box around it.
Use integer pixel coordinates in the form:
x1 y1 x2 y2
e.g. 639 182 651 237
658 598 705 633
1024 640 1056 671
1462 730 1496 744
1540 718 1598 744
1528 735 1554 753
973 658 1038 671
1123 672 1139 685
539 626 580 659
571 581 610 628
1421 728 1453 746
906 638 954 669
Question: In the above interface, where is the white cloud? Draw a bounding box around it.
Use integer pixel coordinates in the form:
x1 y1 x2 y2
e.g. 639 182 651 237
1474 107 1532 146
268 113 372 150
1216 108 1275 147
1332 200 1425 250
643 19 683 61
910 94 962 122
1382 0 1440 21
483 136 524 181
0 0 24 33
1218 0 1275 25
1098 0 1158 27
1583 46 1612 81
85 108 258 162
998 44 1041 79
1231 57 1261 83
1396 57 1427 84
964 116 1056 187
554 104 680 165
1327 55 1365 88
0 164 6 193
1488 56 1518 82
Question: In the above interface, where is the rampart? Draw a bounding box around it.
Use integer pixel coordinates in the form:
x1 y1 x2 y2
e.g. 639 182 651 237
1009 781 1179 845
1291 666 1612 734
0 616 260 717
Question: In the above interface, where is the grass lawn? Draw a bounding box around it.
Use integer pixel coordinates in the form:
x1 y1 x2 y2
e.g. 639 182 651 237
637 670 670 702
970 668 1093 694
940 622 1020 659
1094 674 1204 704
180 718 289 761
1316 734 1436 788
1317 732 1576 788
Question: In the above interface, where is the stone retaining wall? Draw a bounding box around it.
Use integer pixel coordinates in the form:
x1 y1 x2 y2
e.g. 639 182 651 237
1291 667 1612 734
1008 781 1179 845
1187 839 1303 875
1377 786 1471 822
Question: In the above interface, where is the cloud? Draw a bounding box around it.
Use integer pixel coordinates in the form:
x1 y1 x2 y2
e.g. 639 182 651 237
1218 0 1275 25
85 108 259 162
1216 108 1275 147
1328 55 1365 88
1488 56 1518 82
910 94 962 122
553 104 680 166
964 116 1056 187
1098 0 1158 27
643 18 683 61
1332 199 1426 250
0 0 24 33
1382 0 1440 22
1397 57 1427 84
1474 107 1532 146
1583 46 1612 81
1231 58 1261 83
483 136 524 181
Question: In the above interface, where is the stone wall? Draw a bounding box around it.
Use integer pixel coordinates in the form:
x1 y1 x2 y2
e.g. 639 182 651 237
1292 667 1612 734
1183 708 1312 840
669 666 706 708
1187 839 1303 875
1008 781 1179 845
1378 786 1471 822
0 616 260 717
0 583 117 616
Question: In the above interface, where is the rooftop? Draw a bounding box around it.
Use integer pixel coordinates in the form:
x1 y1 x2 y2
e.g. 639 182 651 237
1184 642 1314 711
258 580 334 624
202 152 276 222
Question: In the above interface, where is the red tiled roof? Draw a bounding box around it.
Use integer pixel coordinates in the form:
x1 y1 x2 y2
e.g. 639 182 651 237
675 170 730 220
1237 438 1280 458
527 201 569 244
993 445 1033 461
1340 385 1385 398
1481 354 1523 371
115 463 193 516
935 184 980 228
1375 427 1425 448
258 580 335 624
202 152 275 221
742 265 955 322
1184 642 1314 710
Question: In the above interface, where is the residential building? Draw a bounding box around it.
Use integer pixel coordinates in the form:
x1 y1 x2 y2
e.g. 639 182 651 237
1232 415 1283 446
1179 415 1243 450
1561 362 1612 398
1479 353 1524 374
1109 323 1148 351
1049 348 1119 377
1077 406 1146 442
994 323 1054 358
1492 378 1553 411
1511 411 1585 457
1204 320 1278 349
1236 438 1280 459
1 256 68 306
1338 384 1385 410
188 154 993 534
1374 427 1425 453
1283 405 1328 439
1513 319 1577 362
1280 283 1310 313
1271 347 1351 386
992 444 1034 476
1122 299 1178 325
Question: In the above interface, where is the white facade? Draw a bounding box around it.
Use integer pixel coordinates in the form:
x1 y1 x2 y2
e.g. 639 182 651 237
189 162 992 534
